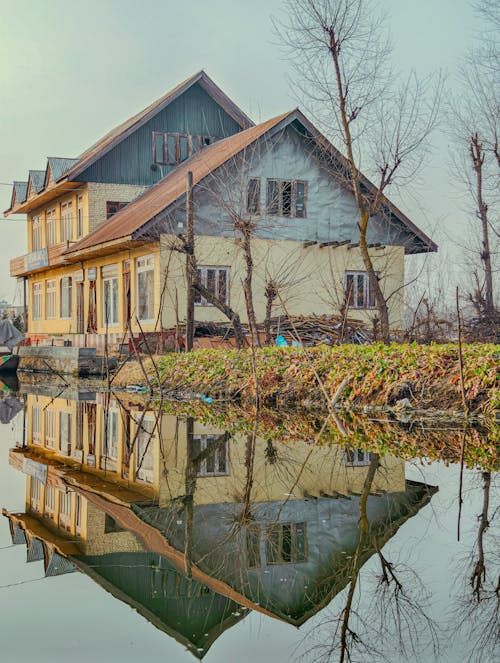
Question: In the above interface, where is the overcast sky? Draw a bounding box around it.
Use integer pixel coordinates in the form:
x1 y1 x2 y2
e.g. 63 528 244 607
0 0 485 303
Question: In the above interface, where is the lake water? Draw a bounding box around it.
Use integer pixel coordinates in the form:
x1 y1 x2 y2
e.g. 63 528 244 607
0 381 497 663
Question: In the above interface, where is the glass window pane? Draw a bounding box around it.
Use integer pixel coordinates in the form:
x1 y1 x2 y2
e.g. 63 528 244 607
295 182 306 217
218 269 228 304
154 134 164 164
266 180 279 215
179 135 189 162
206 269 216 296
281 181 292 217
167 134 177 164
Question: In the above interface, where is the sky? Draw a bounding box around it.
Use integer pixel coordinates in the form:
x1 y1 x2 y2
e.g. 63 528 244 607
0 0 487 304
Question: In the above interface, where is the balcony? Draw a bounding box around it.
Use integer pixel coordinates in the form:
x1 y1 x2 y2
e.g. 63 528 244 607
10 243 69 277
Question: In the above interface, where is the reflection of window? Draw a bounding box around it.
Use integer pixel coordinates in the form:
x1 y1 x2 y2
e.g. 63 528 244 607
59 490 72 530
75 494 83 534
32 405 41 444
266 179 307 218
194 266 229 306
45 409 56 448
135 417 154 483
246 524 261 568
136 255 155 322
30 479 41 512
60 277 72 318
344 271 376 309
265 522 307 564
101 265 119 326
344 448 371 466
32 282 42 320
59 411 72 456
44 486 55 518
190 434 229 477
247 178 261 214
106 201 128 219
101 409 118 470
46 279 56 319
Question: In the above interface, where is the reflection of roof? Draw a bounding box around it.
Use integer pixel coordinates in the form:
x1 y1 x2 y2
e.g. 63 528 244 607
136 480 438 626
73 552 248 659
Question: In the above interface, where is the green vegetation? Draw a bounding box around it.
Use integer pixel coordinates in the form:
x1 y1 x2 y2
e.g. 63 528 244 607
150 343 499 414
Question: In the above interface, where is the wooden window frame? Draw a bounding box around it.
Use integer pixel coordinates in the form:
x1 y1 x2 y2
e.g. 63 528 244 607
31 215 42 251
191 434 229 477
344 447 372 466
46 208 57 246
265 179 308 218
106 201 128 219
246 178 261 215
60 200 73 243
152 131 216 166
32 281 43 320
194 266 230 307
344 271 377 309
60 276 73 319
77 195 84 237
265 522 308 565
45 279 56 319
136 254 155 323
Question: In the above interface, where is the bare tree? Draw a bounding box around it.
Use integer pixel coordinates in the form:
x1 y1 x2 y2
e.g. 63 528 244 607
448 0 499 322
275 0 442 342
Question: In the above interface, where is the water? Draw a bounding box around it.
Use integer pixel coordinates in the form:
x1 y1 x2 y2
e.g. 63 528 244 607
0 381 497 663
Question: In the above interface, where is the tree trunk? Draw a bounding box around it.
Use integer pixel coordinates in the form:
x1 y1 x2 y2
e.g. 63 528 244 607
470 134 495 316
359 211 391 343
264 281 276 346
192 279 247 348
241 226 260 348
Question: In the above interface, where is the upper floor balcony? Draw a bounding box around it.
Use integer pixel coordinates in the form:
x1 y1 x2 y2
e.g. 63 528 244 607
10 242 69 278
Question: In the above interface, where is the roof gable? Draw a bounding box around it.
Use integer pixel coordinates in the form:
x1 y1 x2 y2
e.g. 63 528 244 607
65 109 436 257
26 170 45 199
61 71 254 184
9 181 28 210
45 157 78 187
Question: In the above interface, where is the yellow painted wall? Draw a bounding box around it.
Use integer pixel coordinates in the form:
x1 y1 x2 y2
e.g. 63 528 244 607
160 235 406 330
27 243 161 335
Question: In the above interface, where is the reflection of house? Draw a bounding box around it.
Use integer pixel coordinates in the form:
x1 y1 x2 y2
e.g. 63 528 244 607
5 387 437 657
5 71 436 352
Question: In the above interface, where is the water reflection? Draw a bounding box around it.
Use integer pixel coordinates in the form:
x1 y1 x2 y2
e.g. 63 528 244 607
2 387 498 662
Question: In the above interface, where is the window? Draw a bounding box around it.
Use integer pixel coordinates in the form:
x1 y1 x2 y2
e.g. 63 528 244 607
135 417 154 483
266 179 308 218
345 447 371 467
32 215 42 251
46 208 57 246
106 201 128 219
32 405 41 445
44 486 55 518
265 522 307 564
152 132 215 165
77 196 84 237
46 279 56 319
101 264 119 326
59 411 72 456
136 255 155 322
45 409 56 448
189 434 229 477
246 524 261 568
32 282 42 320
101 409 118 470
247 178 261 214
60 277 73 318
344 271 376 309
194 267 229 306
60 201 73 242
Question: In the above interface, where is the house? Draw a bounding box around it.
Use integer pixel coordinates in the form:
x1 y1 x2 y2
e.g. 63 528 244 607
4 386 437 658
5 71 436 351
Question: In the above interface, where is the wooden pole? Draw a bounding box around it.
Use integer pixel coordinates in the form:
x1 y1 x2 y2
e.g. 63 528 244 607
185 171 194 352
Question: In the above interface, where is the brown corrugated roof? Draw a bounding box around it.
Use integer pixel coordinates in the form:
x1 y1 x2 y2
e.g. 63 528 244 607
61 71 254 184
65 112 292 255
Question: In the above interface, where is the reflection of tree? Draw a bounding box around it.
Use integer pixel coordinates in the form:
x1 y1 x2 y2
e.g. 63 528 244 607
453 470 499 663
302 453 438 663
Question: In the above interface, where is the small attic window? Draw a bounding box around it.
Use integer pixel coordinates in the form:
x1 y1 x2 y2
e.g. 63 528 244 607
153 132 216 165
106 201 128 219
